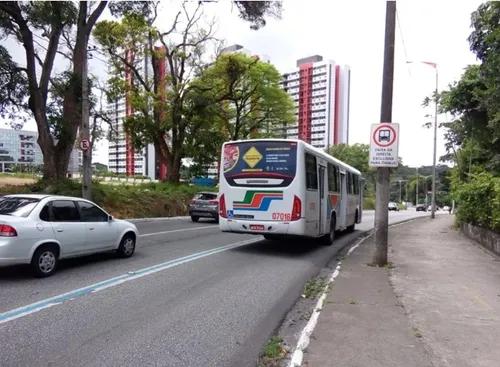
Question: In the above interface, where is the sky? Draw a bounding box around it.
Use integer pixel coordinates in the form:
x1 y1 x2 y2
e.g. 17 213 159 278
3 0 484 168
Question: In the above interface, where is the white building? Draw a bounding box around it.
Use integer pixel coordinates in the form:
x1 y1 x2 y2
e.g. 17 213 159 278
278 55 351 149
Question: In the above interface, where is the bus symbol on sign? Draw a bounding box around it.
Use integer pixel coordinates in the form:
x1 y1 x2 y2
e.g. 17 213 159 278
378 129 391 143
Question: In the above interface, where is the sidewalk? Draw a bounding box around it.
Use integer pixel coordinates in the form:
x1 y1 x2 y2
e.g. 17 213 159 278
302 215 500 367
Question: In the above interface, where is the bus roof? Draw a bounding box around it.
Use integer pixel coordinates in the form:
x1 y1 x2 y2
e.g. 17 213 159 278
223 138 362 176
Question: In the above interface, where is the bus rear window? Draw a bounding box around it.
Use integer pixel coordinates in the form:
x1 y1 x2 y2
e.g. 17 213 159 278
223 141 297 188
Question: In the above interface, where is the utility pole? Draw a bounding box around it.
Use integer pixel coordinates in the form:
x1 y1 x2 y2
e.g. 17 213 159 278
430 67 439 219
416 167 419 206
82 35 92 200
372 0 396 267
398 180 402 203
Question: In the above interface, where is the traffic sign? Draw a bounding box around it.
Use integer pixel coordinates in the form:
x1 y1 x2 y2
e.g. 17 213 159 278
80 138 90 152
369 123 400 167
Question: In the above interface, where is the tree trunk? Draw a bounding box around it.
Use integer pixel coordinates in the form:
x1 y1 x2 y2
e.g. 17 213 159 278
165 150 182 183
40 143 73 181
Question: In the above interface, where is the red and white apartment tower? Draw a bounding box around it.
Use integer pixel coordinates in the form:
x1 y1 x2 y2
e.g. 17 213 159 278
279 55 351 149
108 46 168 180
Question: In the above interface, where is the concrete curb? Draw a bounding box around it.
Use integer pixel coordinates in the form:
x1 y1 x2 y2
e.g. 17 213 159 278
126 216 190 223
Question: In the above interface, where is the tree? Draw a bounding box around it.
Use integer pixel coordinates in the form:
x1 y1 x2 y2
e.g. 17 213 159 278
94 1 219 182
191 52 295 148
199 1 283 30
0 45 28 120
0 1 107 180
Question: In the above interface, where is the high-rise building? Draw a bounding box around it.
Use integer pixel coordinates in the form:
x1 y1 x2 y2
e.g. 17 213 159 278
278 55 351 149
107 46 168 179
0 127 82 173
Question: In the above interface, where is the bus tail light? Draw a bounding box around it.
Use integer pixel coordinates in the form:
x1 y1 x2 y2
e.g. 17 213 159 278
219 194 227 218
291 195 301 221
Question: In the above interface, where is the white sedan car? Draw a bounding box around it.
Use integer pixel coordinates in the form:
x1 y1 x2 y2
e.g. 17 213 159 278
0 194 139 277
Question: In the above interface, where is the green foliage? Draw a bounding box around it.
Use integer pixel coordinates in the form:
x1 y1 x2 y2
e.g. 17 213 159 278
430 2 500 228
363 197 375 210
0 1 107 180
454 172 500 232
0 179 216 219
0 45 28 120
232 1 283 30
94 2 218 181
189 52 295 163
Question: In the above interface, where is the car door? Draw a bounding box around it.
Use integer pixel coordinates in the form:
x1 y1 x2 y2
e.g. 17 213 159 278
76 201 118 252
49 200 87 256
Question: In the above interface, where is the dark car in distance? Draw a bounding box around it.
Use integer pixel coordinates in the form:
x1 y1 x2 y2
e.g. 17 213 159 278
416 204 427 212
189 192 220 223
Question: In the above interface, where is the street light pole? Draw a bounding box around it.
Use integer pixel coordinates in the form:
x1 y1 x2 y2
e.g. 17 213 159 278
430 67 438 219
406 61 439 217
416 167 418 206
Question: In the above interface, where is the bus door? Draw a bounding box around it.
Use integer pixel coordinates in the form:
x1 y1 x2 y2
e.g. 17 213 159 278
358 178 364 223
339 172 347 230
318 165 326 236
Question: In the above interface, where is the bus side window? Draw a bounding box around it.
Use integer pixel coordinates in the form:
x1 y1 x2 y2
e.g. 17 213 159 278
347 173 353 194
306 153 318 190
335 166 340 192
327 164 336 192
353 175 360 195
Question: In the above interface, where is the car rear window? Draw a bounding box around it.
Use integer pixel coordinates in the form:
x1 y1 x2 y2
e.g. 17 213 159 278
193 193 218 201
0 197 40 217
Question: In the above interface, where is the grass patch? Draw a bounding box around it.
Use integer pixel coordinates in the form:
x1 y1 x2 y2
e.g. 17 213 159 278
0 179 217 219
259 336 287 366
384 262 394 269
302 277 327 299
348 298 356 305
363 197 375 210
412 327 422 338
0 172 37 179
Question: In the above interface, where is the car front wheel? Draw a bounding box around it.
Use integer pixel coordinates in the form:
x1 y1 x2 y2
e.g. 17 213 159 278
116 233 136 258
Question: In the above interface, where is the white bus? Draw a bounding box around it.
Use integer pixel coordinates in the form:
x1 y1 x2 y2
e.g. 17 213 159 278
218 139 364 245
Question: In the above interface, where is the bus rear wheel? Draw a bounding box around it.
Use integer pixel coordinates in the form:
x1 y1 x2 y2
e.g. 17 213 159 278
320 218 335 246
347 211 358 233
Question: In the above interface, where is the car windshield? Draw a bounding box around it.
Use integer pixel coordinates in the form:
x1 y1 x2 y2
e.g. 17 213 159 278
0 197 40 217
193 193 218 201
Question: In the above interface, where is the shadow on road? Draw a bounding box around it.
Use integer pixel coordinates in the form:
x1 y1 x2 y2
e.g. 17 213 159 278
231 230 354 259
0 251 134 281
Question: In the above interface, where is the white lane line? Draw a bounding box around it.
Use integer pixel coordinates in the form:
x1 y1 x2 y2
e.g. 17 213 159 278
0 237 261 325
139 225 216 237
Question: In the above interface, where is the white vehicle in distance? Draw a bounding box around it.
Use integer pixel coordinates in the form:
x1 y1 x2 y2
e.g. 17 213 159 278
218 139 364 245
0 194 139 277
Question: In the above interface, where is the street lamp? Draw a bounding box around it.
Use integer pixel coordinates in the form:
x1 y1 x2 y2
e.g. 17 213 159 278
407 61 438 219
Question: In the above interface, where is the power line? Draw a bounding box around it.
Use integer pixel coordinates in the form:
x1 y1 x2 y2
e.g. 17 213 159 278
396 8 412 77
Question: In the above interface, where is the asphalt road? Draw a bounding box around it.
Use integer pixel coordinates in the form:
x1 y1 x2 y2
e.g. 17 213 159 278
0 209 441 367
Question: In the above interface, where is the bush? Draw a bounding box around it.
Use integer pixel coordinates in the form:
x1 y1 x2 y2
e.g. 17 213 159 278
454 172 500 232
363 197 375 210
0 179 218 219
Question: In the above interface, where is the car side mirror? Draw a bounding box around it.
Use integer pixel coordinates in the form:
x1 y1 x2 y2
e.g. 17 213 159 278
108 215 113 221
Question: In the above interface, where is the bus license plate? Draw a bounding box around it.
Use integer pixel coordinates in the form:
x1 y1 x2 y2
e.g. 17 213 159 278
250 224 265 231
